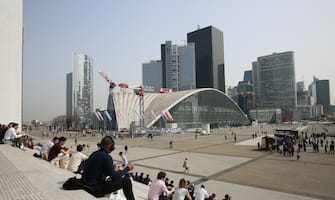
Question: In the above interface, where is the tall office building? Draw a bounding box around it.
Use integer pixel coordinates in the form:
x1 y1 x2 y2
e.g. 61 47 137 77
161 41 178 90
296 81 309 106
66 73 73 120
187 26 225 92
0 0 22 125
308 77 331 114
160 41 196 91
252 51 296 111
178 43 196 90
72 53 94 128
142 60 162 88
243 70 253 83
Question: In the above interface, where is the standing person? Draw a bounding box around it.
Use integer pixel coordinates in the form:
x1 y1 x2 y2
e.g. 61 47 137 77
74 134 78 146
82 136 135 199
148 171 175 200
182 158 189 173
40 137 58 160
119 151 128 166
234 134 237 143
67 144 88 173
169 140 173 148
172 178 192 200
124 145 128 154
48 136 71 161
194 185 209 200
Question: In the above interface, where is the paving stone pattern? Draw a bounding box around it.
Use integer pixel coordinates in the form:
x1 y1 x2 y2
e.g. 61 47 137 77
0 152 47 200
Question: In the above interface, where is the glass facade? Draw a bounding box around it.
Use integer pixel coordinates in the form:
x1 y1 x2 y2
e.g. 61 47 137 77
72 52 93 128
187 26 225 92
152 90 249 128
253 52 296 111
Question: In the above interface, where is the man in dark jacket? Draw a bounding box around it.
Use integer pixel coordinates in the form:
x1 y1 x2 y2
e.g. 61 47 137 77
82 136 135 199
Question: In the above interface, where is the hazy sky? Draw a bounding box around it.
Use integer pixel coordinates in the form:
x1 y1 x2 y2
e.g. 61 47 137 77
23 0 335 121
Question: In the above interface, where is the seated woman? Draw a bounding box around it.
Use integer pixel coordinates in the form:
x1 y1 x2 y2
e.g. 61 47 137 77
172 178 192 200
67 144 88 173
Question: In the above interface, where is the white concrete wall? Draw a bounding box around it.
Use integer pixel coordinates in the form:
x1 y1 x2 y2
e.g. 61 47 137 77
0 0 23 125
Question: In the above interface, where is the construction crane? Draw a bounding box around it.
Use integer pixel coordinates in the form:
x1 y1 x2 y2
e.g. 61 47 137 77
98 70 145 129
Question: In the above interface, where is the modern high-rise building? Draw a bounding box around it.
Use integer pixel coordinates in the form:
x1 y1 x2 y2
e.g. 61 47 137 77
66 73 73 121
160 41 196 91
187 26 225 92
142 60 162 88
243 70 253 83
71 52 94 128
296 81 309 106
0 0 23 125
178 43 196 90
161 41 178 90
252 51 296 112
308 77 331 114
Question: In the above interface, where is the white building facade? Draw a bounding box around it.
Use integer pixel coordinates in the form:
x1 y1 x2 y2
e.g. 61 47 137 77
0 0 23 125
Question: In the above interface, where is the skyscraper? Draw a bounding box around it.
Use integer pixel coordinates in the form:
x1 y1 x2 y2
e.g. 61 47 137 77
243 70 253 83
308 77 331 114
0 0 22 125
178 43 196 90
161 41 179 90
160 41 196 91
142 60 162 88
187 26 225 92
66 72 73 121
252 51 296 111
72 52 93 128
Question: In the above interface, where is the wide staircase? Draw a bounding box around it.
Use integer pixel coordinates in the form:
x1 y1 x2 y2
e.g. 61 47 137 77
0 144 149 200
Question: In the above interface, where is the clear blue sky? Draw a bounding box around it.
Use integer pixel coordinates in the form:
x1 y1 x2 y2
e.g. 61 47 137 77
23 0 335 121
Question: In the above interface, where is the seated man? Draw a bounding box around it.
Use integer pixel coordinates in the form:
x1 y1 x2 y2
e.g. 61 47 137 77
148 171 175 200
48 136 71 162
82 136 135 199
41 137 58 160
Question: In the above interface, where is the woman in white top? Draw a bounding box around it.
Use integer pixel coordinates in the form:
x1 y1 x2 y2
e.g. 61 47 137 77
172 178 192 200
67 144 88 172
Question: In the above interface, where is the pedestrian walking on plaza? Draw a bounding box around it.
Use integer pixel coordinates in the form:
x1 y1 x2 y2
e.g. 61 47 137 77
234 134 237 143
169 140 173 148
182 158 189 173
125 144 128 154
119 151 128 166
74 134 78 146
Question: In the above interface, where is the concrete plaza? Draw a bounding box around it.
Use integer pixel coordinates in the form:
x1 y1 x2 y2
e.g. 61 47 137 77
30 123 335 200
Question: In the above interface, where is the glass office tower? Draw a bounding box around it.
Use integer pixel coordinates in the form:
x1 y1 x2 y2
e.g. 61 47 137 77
72 52 93 128
253 51 296 111
187 26 225 92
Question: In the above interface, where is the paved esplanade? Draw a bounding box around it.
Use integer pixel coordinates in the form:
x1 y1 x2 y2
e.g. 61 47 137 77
34 123 335 200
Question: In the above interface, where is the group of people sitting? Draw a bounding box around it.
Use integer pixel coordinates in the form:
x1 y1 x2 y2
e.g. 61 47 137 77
2 124 231 200
147 171 231 200
35 136 90 173
0 122 26 149
132 172 152 185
